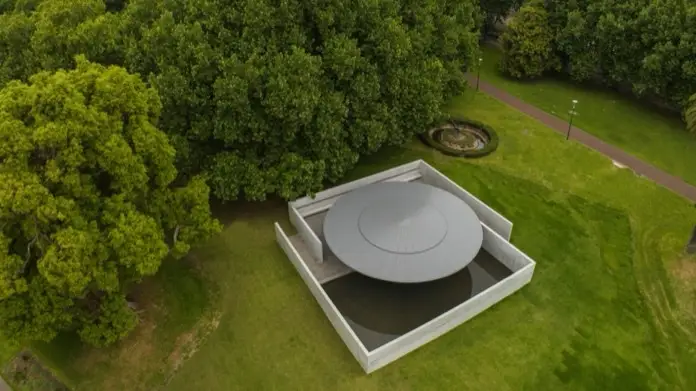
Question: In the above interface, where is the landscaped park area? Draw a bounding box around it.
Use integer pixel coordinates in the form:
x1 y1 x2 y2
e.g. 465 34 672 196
2 1 696 390
0 90 691 390
478 44 696 186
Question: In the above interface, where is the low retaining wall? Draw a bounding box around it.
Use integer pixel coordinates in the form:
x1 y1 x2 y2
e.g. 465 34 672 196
274 223 369 370
363 225 534 373
481 223 534 272
278 160 535 373
365 263 533 372
277 220 535 374
291 160 422 216
419 161 513 240
288 206 323 262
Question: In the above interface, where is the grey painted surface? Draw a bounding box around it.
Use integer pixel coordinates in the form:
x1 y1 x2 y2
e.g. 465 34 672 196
481 223 535 272
291 160 422 211
419 161 513 240
289 235 352 284
274 223 369 369
323 182 483 283
365 263 535 373
289 206 323 262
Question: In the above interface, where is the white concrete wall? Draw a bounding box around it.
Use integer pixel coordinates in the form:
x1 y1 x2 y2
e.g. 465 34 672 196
419 161 513 240
365 263 535 373
481 223 535 272
288 206 323 262
278 160 536 374
291 160 422 214
274 223 369 370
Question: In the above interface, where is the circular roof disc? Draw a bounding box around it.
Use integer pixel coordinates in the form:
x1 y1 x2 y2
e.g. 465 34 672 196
323 182 483 283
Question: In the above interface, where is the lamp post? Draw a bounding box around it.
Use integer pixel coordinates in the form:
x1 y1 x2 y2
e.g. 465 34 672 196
566 100 578 140
476 57 483 91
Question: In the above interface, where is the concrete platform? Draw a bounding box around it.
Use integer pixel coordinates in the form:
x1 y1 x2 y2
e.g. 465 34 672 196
289 235 352 284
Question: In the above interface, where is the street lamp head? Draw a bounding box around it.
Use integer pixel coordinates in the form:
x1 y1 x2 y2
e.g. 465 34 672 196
572 99 578 104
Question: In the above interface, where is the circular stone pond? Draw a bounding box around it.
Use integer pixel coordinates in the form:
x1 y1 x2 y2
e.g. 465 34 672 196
420 118 498 157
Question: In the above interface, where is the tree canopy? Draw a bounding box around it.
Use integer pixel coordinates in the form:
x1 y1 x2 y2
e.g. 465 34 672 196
499 1 557 79
501 0 696 110
479 0 522 35
0 0 481 201
0 57 220 346
0 0 480 346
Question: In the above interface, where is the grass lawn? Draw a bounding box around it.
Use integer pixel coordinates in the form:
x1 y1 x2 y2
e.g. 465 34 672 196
34 91 696 390
478 44 696 186
0 335 19 367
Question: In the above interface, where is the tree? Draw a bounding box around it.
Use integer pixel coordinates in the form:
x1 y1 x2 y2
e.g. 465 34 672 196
542 0 696 108
0 57 220 346
478 0 523 36
115 0 481 201
686 93 696 134
499 1 558 79
0 0 480 202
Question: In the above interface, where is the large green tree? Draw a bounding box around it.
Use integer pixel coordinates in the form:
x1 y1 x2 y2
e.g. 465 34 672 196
123 0 480 200
499 1 558 78
0 0 480 201
478 0 522 36
541 0 696 109
0 57 220 346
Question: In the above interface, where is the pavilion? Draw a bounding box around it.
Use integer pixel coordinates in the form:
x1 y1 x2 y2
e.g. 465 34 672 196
275 160 536 373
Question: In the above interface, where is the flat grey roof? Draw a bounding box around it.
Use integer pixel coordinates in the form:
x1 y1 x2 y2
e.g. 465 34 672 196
323 182 483 283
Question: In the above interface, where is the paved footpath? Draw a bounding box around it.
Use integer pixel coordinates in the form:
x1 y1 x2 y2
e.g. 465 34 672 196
467 74 696 202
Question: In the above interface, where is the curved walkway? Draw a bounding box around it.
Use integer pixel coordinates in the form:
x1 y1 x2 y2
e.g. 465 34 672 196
467 75 696 202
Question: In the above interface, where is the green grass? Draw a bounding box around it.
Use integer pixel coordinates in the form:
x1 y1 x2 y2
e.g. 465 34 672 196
478 44 696 186
36 91 696 390
32 258 213 390
0 334 20 367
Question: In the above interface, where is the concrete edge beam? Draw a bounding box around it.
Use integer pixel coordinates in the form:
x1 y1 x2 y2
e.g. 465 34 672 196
418 160 514 240
274 223 370 368
288 205 323 262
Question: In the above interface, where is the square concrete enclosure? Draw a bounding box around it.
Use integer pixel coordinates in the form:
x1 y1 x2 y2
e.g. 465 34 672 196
275 160 536 373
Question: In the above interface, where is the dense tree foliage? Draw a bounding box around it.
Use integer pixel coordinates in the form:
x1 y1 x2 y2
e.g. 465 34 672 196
0 58 220 346
499 1 557 78
479 0 522 35
502 0 696 110
0 0 480 201
0 0 479 346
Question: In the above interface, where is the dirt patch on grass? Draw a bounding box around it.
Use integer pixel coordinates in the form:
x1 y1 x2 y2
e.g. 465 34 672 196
72 303 160 391
164 311 222 384
61 276 168 391
3 351 68 391
672 256 696 282
670 256 696 326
